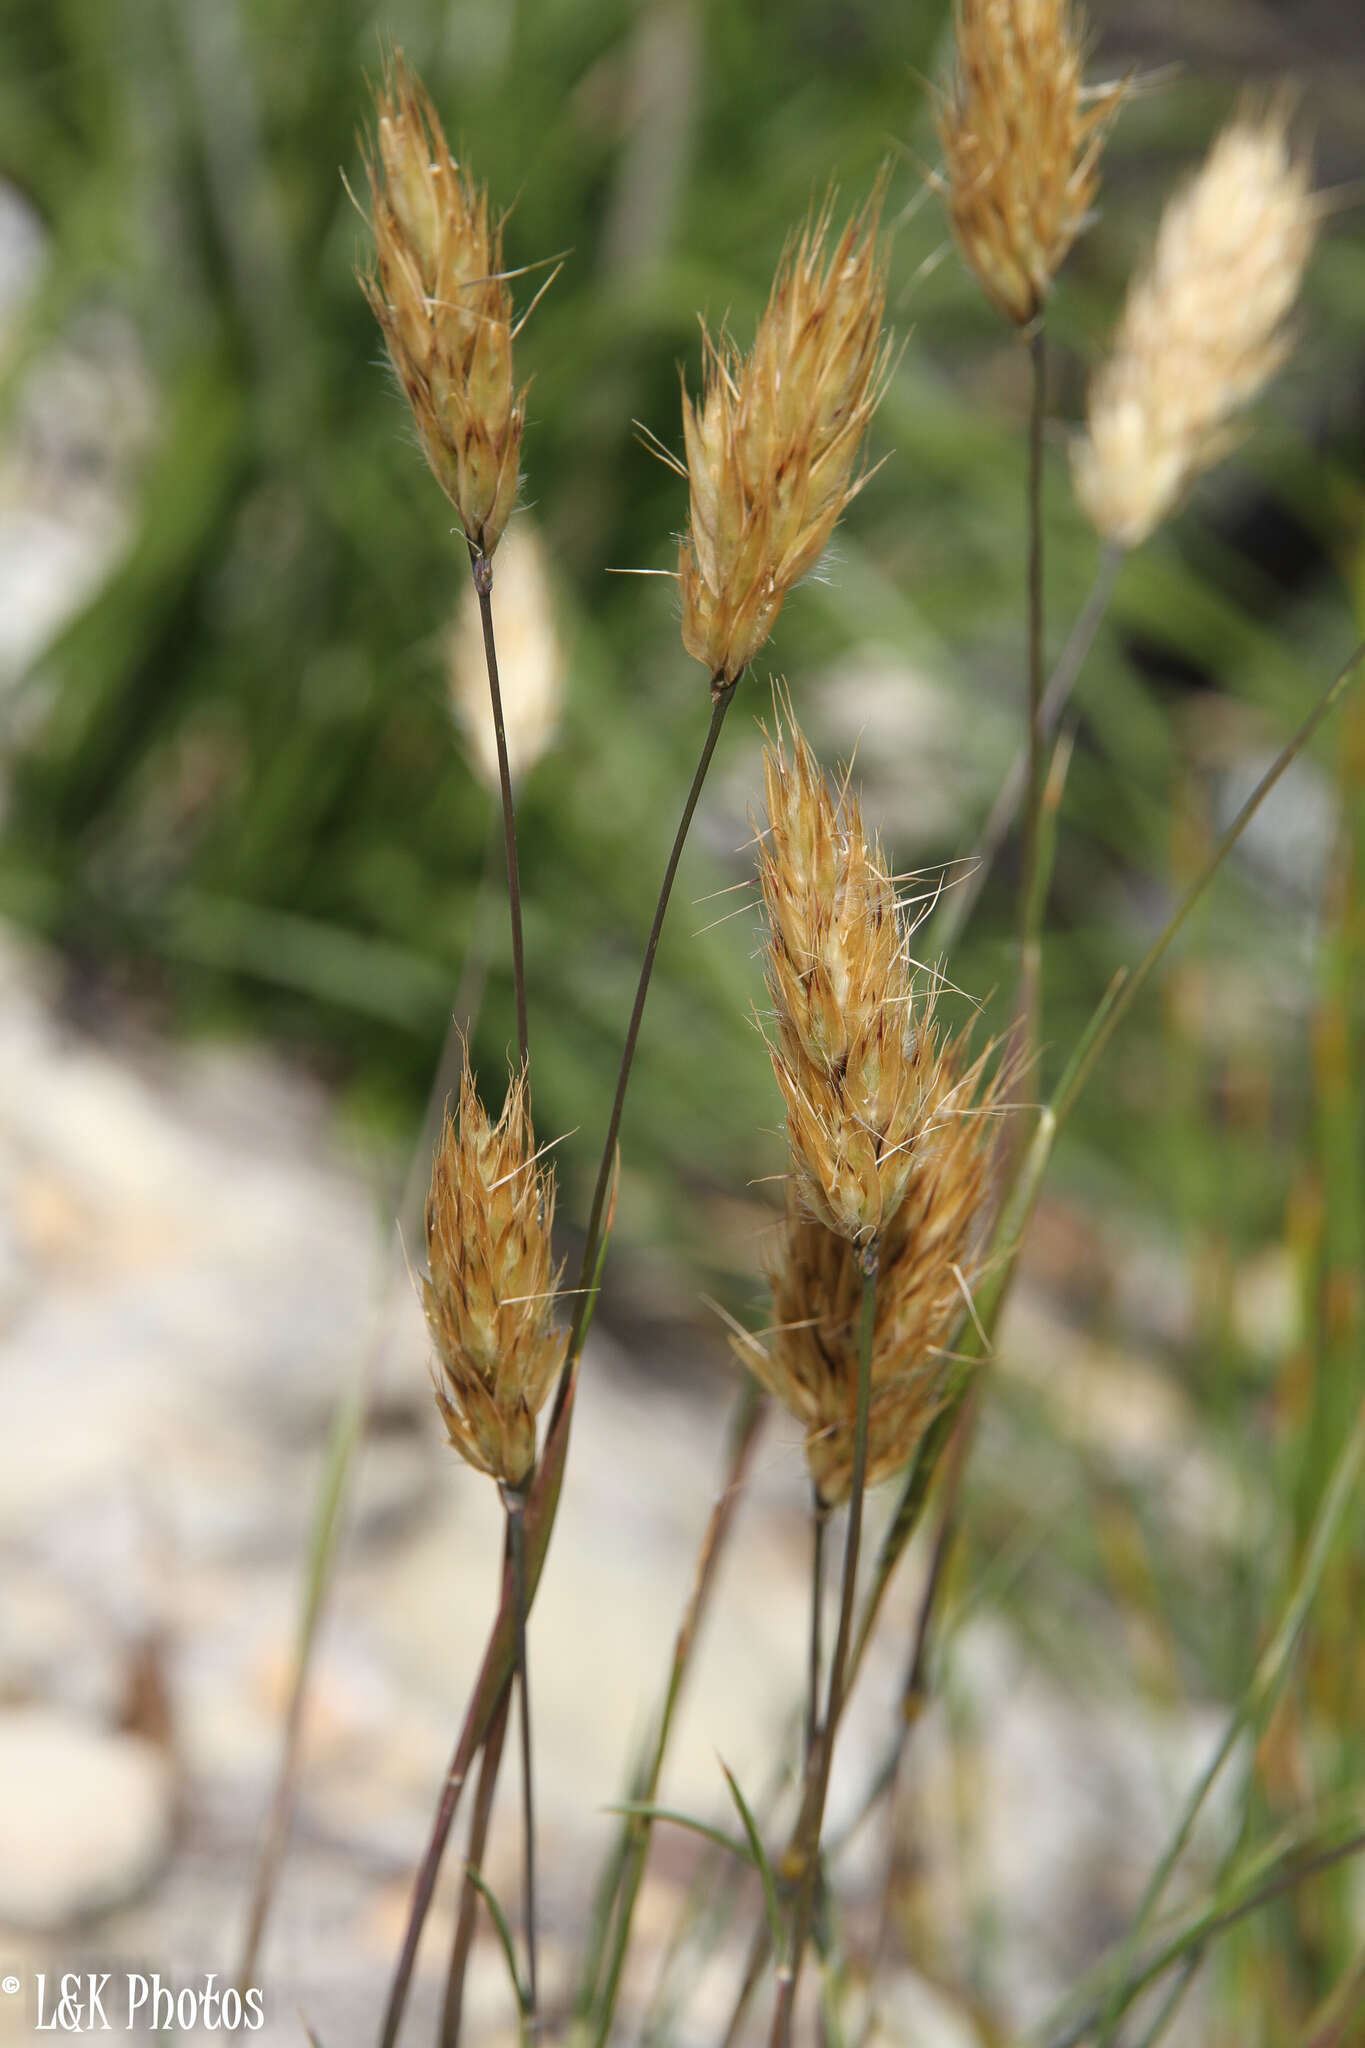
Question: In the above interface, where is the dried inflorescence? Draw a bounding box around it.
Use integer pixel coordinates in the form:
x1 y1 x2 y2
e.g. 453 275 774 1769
939 0 1125 327
757 715 925 1245
448 521 563 788
1073 105 1317 549
741 710 1005 1502
361 51 527 558
423 1058 566 1489
677 195 892 692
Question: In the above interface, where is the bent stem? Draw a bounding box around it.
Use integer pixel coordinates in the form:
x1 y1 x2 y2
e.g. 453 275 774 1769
440 1684 512 2048
470 543 529 1073
771 1250 880 2046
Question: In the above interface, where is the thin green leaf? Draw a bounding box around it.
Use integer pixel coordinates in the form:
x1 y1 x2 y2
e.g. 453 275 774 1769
718 1758 783 1958
604 1801 754 1870
463 1863 531 2025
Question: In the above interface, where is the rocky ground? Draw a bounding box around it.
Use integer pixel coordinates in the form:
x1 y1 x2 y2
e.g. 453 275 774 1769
0 919 1238 2048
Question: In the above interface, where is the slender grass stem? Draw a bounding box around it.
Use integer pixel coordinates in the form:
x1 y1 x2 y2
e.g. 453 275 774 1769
1043 1824 1365 2048
585 1377 766 2045
807 1490 831 1771
932 542 1124 958
1094 1391 1365 2046
772 1251 880 2046
439 1683 512 2048
560 675 739 1393
378 677 740 2048
1051 636 1365 1137
502 1483 539 2025
470 544 529 1073
1017 324 1048 1026
237 827 505 1990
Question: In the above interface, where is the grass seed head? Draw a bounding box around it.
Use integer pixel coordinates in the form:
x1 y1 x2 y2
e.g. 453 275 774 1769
678 193 891 691
422 1056 567 1489
361 50 526 557
939 0 1124 327
739 1011 1003 1505
1073 104 1317 548
758 710 930 1246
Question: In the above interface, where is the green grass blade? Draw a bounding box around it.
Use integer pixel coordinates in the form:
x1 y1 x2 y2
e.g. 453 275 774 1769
718 1758 784 1957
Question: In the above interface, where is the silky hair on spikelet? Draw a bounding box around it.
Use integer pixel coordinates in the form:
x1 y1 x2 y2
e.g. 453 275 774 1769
360 50 531 558
737 982 1006 1505
939 0 1126 327
1073 103 1317 549
674 191 893 692
756 707 921 1248
422 1054 566 1490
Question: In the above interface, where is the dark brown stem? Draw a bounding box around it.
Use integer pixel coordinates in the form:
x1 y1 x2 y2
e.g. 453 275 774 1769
559 676 739 1395
806 1491 830 1771
470 544 529 1074
772 1251 880 2045
439 1686 512 2048
504 1484 539 2023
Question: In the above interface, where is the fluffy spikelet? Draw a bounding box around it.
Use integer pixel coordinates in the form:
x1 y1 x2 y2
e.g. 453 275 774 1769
422 1057 567 1489
1073 105 1317 548
739 1027 1002 1505
448 521 563 788
678 193 891 692
939 0 1124 327
361 51 526 557
758 710 926 1247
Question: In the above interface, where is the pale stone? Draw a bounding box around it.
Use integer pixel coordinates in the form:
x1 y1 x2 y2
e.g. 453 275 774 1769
0 1708 172 1929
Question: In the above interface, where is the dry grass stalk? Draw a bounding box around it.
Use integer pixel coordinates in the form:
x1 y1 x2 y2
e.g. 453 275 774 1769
939 0 1125 327
1073 103 1318 548
361 51 527 558
676 193 892 690
448 521 563 787
423 1056 566 1488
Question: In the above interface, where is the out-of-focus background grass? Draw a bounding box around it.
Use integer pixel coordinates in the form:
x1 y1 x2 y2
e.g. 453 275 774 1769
2 0 1365 2041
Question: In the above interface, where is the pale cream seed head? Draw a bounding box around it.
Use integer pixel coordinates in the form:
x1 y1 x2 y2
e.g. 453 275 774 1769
1073 104 1317 548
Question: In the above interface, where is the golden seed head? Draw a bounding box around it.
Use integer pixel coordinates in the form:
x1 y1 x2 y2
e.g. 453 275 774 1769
757 711 926 1244
448 521 563 788
677 193 891 691
738 1006 1002 1505
939 0 1124 327
361 50 527 557
422 1056 567 1488
1073 105 1317 549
